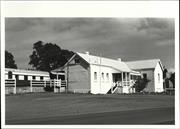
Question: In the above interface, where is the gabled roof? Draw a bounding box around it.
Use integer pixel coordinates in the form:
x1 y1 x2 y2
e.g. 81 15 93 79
77 52 132 72
126 59 163 70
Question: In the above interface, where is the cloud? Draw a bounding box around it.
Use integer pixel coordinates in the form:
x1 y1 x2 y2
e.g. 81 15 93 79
155 39 174 46
137 18 174 40
5 18 175 69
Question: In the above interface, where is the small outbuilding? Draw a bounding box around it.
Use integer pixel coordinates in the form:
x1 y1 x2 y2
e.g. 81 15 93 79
126 59 164 92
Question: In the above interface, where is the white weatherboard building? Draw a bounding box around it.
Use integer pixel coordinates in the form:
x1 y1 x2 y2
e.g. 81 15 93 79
126 59 164 92
53 52 164 94
54 52 141 94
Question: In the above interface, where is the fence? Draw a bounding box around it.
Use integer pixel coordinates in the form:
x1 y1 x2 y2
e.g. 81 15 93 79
5 79 67 94
5 79 16 94
31 79 66 93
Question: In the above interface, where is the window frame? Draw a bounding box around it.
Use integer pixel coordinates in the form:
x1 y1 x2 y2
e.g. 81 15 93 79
102 72 104 81
106 73 109 81
158 73 160 83
94 72 97 81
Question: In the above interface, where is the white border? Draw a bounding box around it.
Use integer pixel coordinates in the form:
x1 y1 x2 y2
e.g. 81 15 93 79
1 1 179 129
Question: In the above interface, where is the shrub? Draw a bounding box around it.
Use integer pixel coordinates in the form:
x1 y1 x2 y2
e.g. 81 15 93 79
133 78 150 92
44 86 54 92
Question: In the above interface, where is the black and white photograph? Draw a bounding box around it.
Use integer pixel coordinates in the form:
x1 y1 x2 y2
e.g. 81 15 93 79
1 1 179 129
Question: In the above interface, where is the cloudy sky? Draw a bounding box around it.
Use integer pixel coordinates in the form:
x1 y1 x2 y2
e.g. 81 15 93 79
5 18 175 71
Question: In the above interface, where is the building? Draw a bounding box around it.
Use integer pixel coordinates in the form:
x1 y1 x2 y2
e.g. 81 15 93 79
53 52 141 94
5 68 50 81
126 59 164 92
5 68 66 94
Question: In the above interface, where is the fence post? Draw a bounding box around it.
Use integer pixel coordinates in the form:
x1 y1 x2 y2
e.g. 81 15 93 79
14 79 16 94
54 79 56 93
30 80 33 92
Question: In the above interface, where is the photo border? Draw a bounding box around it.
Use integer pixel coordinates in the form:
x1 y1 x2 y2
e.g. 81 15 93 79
1 1 179 129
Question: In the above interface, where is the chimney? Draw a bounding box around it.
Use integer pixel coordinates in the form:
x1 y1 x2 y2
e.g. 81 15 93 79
117 58 121 62
85 51 89 55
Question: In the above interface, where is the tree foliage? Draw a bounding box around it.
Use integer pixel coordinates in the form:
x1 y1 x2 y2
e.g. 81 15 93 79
5 50 17 69
169 72 175 88
163 67 168 79
29 41 74 72
133 77 150 92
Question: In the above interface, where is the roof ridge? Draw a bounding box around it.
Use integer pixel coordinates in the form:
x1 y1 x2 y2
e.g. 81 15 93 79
77 52 123 63
126 59 160 63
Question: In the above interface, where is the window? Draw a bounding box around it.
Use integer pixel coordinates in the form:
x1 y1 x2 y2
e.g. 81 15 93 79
74 58 80 64
102 73 104 81
143 73 147 79
24 75 28 81
40 76 44 80
32 76 36 80
94 72 97 81
158 73 160 83
8 71 13 79
106 73 109 80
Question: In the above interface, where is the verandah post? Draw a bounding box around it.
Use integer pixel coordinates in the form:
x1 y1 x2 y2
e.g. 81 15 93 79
59 79 61 93
122 72 123 87
126 73 128 87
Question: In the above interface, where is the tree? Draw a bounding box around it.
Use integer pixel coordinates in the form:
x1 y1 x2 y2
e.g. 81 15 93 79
163 67 168 79
5 50 17 69
134 77 150 92
163 67 169 89
169 72 175 88
29 41 74 72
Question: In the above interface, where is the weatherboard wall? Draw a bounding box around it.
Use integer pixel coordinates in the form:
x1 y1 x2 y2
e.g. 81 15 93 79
139 69 155 92
154 62 164 92
66 62 90 93
90 64 116 94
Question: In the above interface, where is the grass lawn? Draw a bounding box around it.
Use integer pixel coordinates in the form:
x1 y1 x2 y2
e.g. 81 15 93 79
6 93 175 122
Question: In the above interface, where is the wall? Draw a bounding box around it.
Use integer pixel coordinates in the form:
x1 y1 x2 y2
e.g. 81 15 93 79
66 63 90 93
139 69 155 92
154 62 164 92
5 86 46 94
90 65 118 94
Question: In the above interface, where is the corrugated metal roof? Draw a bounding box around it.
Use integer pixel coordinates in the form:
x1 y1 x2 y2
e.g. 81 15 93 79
77 52 132 72
5 68 49 76
126 59 161 70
